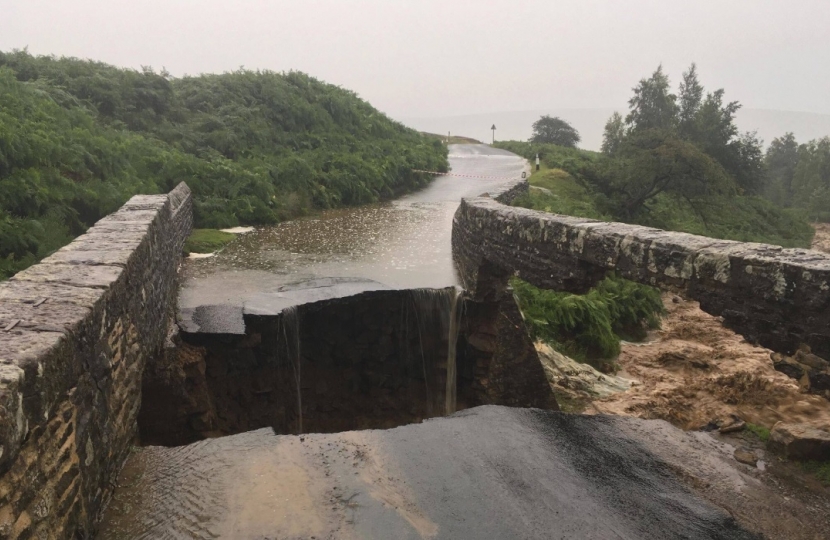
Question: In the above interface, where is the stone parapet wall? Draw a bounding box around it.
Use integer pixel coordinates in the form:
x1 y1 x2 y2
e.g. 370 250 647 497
452 196 830 359
0 183 192 539
489 174 529 204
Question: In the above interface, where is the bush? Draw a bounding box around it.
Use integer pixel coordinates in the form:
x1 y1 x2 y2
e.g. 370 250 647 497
511 275 665 368
0 50 449 279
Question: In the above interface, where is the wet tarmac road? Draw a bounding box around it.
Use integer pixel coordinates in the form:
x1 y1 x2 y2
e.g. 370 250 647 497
98 406 758 539
178 144 528 333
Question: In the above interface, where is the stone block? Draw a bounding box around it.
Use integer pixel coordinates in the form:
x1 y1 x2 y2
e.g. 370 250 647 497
769 422 830 461
10 262 123 289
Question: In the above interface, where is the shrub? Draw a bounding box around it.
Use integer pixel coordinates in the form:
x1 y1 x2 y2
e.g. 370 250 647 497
511 275 665 368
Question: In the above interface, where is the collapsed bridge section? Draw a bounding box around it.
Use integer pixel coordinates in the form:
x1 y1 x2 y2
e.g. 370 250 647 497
141 286 557 446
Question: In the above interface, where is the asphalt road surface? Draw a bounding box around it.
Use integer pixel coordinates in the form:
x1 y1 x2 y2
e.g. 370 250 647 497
98 406 758 539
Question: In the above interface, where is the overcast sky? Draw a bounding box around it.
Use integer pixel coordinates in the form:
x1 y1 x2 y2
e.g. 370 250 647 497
2 0 829 120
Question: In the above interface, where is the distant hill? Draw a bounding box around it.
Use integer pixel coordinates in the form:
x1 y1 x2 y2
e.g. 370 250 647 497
401 108 830 151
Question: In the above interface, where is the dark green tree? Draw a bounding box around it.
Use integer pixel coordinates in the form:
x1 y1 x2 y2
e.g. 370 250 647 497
791 137 830 220
581 129 735 220
530 115 581 147
677 63 704 139
601 112 626 155
626 65 678 132
764 133 799 206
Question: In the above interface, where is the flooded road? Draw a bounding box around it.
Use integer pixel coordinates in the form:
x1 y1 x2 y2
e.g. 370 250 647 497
179 144 527 326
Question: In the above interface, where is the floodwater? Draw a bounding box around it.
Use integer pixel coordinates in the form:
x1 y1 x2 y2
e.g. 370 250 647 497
178 144 528 316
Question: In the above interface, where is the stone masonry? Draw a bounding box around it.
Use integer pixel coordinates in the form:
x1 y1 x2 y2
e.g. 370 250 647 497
452 182 830 360
0 183 192 539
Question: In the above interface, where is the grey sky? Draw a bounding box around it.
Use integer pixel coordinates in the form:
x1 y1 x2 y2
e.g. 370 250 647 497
3 0 829 120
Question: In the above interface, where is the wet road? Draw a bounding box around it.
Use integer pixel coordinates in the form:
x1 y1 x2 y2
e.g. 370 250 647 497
98 406 758 539
178 145 527 332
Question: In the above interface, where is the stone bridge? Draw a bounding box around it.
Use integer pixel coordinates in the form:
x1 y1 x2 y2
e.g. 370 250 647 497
452 182 830 359
0 184 191 538
5 174 829 538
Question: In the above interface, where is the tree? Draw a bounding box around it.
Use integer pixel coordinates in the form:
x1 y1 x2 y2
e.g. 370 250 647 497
626 65 678 132
729 131 765 195
601 112 625 155
530 115 581 147
580 129 735 220
764 133 799 206
791 137 830 220
677 63 704 139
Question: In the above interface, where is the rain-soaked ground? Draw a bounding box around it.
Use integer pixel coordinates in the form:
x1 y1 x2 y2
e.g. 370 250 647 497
98 406 761 539
178 144 528 332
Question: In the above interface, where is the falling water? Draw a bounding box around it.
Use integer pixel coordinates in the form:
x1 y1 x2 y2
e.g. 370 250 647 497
280 306 303 433
409 287 463 417
445 288 462 415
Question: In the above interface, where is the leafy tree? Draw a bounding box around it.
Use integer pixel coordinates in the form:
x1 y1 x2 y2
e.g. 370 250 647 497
601 112 625 155
728 131 766 195
530 115 581 147
623 63 764 195
626 65 678 132
677 63 704 139
791 137 830 221
581 130 735 220
764 133 800 207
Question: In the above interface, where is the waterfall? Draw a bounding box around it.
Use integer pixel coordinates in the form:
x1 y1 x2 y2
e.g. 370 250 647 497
280 306 303 433
445 288 462 415
409 287 464 417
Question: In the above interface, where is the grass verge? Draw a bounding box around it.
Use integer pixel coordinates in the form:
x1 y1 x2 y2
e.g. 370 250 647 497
184 229 237 255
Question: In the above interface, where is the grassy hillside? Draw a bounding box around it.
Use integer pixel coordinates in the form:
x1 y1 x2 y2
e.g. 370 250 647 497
0 50 447 278
496 141 813 248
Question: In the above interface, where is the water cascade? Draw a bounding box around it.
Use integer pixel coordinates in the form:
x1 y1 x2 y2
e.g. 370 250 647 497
445 288 462 415
278 306 303 433
140 287 476 445
408 287 464 417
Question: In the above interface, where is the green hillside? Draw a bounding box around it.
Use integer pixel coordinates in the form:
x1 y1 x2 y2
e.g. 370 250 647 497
0 50 447 279
497 141 812 248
